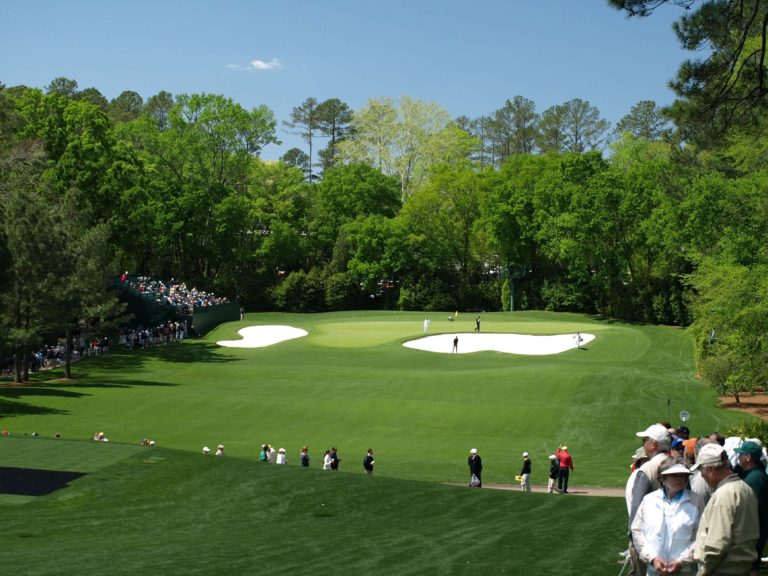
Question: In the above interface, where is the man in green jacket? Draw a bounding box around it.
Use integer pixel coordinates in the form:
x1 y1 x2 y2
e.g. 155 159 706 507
735 441 768 576
693 443 759 575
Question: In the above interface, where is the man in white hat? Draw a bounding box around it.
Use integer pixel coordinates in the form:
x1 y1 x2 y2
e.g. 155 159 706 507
693 443 759 576
520 452 531 492
547 454 559 494
628 423 672 576
468 448 482 487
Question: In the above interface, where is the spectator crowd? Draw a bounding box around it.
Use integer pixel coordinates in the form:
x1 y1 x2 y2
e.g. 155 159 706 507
121 273 229 315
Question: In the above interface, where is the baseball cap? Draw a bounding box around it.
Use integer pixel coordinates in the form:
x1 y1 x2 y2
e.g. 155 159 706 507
735 440 763 457
632 447 647 461
522 451 529 457
548 454 556 460
636 424 671 443
470 448 477 454
671 437 685 450
691 443 727 471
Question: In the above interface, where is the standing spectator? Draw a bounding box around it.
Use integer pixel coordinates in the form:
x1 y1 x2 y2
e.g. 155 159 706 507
215 444 225 456
556 445 574 494
689 438 714 507
475 316 480 332
300 446 310 467
626 447 650 516
468 448 483 487
363 448 375 475
631 461 700 576
520 452 532 492
693 443 759 575
735 440 768 576
276 448 287 464
259 444 269 462
452 336 459 353
330 447 340 470
629 424 672 576
548 454 560 494
322 449 332 470
268 445 277 463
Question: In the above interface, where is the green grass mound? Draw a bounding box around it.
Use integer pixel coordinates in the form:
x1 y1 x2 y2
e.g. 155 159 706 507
0 438 627 576
0 311 754 574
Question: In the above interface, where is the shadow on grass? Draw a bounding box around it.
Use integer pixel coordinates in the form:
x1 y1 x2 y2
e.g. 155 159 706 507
152 341 237 364
0 398 68 418
0 466 87 496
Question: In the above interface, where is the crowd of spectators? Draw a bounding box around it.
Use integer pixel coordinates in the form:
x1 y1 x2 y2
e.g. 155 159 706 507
0 337 109 377
119 320 187 349
121 273 229 315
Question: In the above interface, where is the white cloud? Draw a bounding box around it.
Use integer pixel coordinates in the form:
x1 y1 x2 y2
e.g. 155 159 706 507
248 58 282 71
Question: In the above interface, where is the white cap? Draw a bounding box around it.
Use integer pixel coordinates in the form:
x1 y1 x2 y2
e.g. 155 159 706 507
692 443 727 471
636 424 671 443
522 452 529 457
661 463 691 476
469 448 477 454
202 446 210 453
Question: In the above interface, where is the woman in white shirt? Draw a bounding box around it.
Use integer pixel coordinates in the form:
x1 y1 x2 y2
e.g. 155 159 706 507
631 461 701 575
322 449 332 470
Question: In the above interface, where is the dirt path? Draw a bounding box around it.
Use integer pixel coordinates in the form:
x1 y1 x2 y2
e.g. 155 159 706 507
446 482 624 497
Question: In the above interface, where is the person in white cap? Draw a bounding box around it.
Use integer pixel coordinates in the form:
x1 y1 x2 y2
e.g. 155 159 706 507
276 448 286 464
547 454 560 494
628 423 672 576
215 444 224 456
693 442 759 576
520 452 531 492
631 460 700 576
468 448 482 487
626 447 650 516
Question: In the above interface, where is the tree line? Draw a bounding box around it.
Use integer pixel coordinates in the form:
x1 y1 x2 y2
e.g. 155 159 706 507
1 0 767 397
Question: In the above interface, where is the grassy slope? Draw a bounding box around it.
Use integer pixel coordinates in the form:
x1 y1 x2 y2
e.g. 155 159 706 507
0 311 752 575
0 311 744 486
0 438 626 576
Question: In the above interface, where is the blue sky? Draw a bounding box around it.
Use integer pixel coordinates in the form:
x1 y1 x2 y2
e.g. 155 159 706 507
1 0 690 160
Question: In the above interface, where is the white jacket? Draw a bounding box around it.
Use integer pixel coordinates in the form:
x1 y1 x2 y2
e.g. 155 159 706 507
631 487 699 575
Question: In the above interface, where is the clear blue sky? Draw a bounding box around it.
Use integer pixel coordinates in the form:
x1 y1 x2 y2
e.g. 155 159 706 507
0 0 689 160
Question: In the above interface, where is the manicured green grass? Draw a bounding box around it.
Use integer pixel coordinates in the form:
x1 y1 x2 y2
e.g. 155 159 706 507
0 311 752 575
0 311 745 485
0 437 627 576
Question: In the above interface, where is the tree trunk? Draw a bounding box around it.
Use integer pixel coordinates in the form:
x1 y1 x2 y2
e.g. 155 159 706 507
64 325 73 380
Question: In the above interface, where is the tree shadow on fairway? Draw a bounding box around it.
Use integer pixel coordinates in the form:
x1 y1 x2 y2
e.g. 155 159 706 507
0 397 68 419
153 341 237 364
0 466 87 496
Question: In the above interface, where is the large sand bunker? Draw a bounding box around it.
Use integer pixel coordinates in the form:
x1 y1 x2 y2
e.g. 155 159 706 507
403 333 595 355
217 325 308 348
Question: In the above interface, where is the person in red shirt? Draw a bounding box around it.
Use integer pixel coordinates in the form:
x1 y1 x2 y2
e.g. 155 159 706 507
556 445 574 493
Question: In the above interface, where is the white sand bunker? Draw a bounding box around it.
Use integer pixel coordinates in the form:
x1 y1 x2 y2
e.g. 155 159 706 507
403 333 595 355
217 325 308 348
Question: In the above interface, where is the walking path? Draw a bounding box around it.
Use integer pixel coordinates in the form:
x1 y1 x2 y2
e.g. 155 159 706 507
446 482 624 497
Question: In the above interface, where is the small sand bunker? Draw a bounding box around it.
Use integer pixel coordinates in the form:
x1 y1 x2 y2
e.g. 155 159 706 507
217 325 308 348
403 333 595 355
